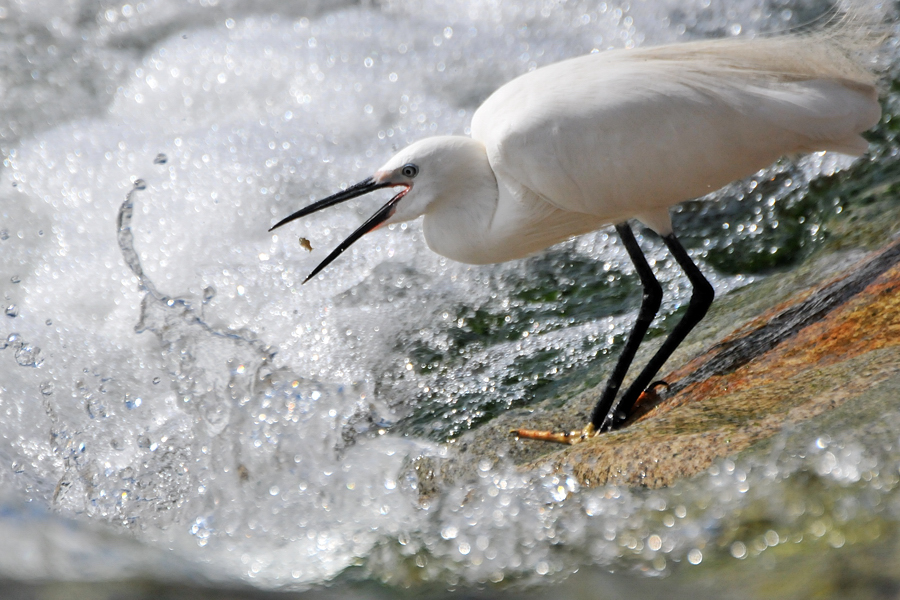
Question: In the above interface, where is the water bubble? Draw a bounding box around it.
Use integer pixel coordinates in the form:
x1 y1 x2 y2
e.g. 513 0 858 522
86 397 107 418
40 381 54 395
124 394 142 409
133 179 147 190
0 230 8 241
153 153 168 164
9 275 19 284
687 549 703 564
45 319 52 326
202 285 216 303
5 304 18 318
550 484 568 502
15 345 42 367
152 376 161 385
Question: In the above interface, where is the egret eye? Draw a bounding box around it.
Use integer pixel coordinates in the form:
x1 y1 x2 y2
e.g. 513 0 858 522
401 164 419 178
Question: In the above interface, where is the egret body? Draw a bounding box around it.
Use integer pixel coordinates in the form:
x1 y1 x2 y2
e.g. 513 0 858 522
271 20 882 439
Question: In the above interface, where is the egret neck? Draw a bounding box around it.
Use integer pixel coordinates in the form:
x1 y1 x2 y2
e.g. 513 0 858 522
419 138 609 265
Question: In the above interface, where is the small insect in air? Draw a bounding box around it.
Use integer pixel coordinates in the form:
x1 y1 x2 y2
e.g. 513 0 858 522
298 237 313 252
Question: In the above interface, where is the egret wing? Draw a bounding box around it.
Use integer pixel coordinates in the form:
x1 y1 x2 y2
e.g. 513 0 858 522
470 37 879 221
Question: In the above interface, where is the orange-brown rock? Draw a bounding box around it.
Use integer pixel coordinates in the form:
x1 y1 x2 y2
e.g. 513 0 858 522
527 239 900 488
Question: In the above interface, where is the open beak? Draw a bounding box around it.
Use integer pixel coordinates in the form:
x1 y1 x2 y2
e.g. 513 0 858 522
269 177 410 283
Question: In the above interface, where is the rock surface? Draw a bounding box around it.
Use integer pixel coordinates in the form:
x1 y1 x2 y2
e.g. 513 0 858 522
435 237 900 491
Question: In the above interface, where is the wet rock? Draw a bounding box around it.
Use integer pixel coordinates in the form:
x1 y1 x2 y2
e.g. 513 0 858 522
442 237 900 490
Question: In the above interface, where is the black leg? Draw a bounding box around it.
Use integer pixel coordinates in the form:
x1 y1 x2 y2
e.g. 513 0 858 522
607 230 715 429
589 223 663 430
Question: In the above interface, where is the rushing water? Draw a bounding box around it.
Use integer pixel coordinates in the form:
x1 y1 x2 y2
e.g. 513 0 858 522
1 0 900 596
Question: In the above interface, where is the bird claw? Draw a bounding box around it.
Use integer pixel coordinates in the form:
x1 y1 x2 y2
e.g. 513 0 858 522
510 423 596 445
512 381 673 444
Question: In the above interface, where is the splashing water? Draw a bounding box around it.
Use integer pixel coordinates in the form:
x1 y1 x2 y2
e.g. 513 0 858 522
1 0 900 595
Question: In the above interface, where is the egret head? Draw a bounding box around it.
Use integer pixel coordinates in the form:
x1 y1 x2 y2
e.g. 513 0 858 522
269 135 492 282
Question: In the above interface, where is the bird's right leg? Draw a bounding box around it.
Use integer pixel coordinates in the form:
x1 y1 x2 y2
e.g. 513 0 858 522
512 222 662 444
587 222 663 431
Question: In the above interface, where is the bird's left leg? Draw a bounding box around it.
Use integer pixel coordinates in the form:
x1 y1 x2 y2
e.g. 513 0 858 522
512 222 662 444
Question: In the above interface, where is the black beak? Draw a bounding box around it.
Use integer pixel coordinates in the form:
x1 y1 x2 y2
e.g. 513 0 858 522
269 177 409 283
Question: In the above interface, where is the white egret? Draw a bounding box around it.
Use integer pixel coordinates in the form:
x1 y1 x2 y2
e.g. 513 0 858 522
270 17 882 442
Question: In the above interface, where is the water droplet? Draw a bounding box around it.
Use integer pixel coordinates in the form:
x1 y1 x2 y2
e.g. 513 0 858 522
0 230 8 241
124 394 142 409
153 153 168 164
5 304 18 318
40 381 53 395
86 397 107 418
45 319 52 326
202 285 216 303
15 345 42 367
152 376 161 385
133 179 147 190
9 275 19 284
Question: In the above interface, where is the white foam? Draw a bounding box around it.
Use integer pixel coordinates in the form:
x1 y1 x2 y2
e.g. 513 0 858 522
0 0 891 591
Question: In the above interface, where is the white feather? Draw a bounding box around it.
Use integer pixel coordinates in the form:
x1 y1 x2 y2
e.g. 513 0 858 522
470 26 881 240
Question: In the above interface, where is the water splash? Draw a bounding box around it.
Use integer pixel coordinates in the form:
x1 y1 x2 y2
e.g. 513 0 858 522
0 0 898 594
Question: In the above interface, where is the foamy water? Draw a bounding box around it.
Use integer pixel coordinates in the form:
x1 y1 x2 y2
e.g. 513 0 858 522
0 0 897 593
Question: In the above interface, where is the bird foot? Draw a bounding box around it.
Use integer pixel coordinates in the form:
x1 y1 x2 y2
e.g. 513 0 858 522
510 423 596 445
625 380 669 420
510 381 671 445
